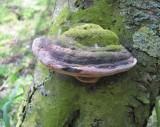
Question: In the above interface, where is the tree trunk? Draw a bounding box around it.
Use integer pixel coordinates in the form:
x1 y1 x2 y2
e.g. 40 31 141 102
16 0 160 127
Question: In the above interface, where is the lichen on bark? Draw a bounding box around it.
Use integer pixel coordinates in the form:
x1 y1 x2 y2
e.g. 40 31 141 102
133 27 160 58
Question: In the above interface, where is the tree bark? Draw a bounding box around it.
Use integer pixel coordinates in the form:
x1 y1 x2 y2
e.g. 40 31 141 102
16 0 160 127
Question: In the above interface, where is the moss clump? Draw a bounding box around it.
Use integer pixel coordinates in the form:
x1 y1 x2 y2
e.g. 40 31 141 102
63 23 119 47
69 0 127 37
49 0 130 41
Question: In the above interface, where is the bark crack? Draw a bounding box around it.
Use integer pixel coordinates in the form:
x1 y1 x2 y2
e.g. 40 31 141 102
63 109 80 127
17 72 53 127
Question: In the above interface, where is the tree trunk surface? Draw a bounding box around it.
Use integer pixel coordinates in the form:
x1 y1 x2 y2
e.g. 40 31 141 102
16 0 160 127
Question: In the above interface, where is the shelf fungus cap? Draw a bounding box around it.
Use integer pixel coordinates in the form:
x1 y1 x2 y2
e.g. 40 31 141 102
32 24 137 84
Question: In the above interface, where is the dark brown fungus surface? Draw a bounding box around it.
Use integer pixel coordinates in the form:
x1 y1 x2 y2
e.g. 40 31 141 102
32 24 137 83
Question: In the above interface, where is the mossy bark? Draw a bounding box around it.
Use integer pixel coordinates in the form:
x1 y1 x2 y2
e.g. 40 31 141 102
16 0 160 127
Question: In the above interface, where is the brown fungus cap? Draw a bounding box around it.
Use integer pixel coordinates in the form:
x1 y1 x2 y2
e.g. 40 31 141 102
32 24 137 83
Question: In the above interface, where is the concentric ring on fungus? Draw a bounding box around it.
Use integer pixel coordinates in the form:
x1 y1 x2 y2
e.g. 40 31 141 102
32 24 137 84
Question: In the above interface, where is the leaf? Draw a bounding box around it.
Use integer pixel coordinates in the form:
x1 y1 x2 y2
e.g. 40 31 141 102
1 84 20 127
0 65 8 77
2 102 11 127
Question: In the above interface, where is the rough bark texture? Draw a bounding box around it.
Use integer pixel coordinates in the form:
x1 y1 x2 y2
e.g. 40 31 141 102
16 0 160 127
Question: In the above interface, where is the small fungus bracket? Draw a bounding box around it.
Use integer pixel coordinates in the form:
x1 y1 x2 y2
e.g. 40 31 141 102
32 24 137 84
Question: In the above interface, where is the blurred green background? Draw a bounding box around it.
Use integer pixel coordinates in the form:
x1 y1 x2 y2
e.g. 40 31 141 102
0 0 54 126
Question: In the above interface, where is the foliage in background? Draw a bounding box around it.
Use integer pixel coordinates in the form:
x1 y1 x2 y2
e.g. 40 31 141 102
0 0 55 126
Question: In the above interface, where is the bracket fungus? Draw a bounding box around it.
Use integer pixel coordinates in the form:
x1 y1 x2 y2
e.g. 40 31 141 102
32 24 137 84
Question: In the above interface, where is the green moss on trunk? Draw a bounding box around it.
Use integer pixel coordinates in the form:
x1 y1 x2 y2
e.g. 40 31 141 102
49 0 129 38
20 63 151 127
17 0 160 127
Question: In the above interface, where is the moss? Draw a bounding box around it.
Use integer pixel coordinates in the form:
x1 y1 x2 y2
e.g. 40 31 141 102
63 23 119 47
69 0 127 37
21 64 80 127
49 0 129 41
49 6 70 35
56 34 123 52
19 63 151 127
